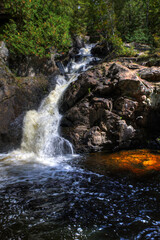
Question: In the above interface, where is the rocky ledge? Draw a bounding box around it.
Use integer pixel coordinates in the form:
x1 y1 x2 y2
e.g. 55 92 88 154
59 61 160 153
0 59 49 151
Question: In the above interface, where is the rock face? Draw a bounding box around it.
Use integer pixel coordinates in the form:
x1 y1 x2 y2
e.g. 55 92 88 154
9 55 59 77
91 41 113 58
60 62 160 152
0 60 49 151
0 41 9 64
139 67 160 82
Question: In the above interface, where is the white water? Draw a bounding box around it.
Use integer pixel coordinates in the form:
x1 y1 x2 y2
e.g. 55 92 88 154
0 44 98 166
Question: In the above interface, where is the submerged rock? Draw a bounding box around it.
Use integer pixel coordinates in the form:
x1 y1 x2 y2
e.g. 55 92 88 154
60 61 160 153
85 149 160 176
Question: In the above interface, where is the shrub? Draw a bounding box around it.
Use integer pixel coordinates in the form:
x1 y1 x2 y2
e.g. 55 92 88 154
109 35 136 57
2 0 72 57
153 35 160 48
125 28 153 44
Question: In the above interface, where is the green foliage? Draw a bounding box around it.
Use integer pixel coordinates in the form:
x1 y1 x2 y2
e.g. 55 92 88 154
148 0 160 36
109 35 136 56
70 1 89 35
1 0 160 59
86 0 115 40
114 0 160 45
153 35 160 48
2 0 72 57
125 28 153 44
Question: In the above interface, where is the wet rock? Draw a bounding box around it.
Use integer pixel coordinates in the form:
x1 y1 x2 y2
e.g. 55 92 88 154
0 60 49 151
73 36 85 49
59 69 101 113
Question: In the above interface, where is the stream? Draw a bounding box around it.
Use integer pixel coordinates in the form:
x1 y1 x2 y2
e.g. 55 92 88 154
0 45 159 240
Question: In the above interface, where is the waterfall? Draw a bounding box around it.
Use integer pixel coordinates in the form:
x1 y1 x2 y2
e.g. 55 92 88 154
20 75 73 158
0 44 98 165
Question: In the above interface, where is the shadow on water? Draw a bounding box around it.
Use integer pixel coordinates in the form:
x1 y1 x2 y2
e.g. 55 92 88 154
0 149 160 240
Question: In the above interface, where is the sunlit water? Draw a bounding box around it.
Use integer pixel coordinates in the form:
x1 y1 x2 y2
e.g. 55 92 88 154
0 46 160 239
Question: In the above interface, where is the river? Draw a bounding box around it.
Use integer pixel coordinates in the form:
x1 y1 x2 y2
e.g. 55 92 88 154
0 45 159 239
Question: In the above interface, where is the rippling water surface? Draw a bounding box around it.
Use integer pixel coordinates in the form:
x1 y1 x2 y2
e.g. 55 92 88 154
0 45 159 239
0 150 160 240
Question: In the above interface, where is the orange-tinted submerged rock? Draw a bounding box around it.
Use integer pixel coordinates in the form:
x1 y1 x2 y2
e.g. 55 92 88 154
85 149 160 176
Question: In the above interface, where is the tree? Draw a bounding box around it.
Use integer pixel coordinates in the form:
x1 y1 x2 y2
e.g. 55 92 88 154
2 0 73 57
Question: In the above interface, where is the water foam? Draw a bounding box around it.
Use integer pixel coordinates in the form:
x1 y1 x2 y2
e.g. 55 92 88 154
0 44 97 166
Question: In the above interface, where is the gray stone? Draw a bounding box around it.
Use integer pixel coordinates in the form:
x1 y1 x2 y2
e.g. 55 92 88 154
0 41 9 64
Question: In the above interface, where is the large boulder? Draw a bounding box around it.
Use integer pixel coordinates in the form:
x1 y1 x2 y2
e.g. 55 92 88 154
139 67 160 82
60 61 160 152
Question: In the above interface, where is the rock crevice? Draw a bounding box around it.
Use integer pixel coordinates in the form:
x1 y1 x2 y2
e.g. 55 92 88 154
60 61 160 152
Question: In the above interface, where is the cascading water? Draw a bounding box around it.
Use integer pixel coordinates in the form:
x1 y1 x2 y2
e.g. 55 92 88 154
0 45 159 240
20 75 73 158
1 44 98 165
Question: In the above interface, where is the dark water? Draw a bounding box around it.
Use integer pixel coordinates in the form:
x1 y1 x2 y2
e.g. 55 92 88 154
0 151 160 240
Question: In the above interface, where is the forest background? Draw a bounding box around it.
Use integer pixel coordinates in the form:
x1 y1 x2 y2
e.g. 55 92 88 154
0 0 160 58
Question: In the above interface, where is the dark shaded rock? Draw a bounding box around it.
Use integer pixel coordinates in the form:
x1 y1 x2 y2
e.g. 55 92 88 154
61 36 85 60
84 126 107 151
116 79 151 99
9 54 59 77
107 62 129 80
61 100 91 128
114 97 138 119
60 61 160 153
132 43 151 52
127 63 141 70
145 58 160 67
0 60 49 151
59 69 102 113
92 97 113 111
60 63 111 114
139 67 160 82
91 41 112 58
73 36 85 50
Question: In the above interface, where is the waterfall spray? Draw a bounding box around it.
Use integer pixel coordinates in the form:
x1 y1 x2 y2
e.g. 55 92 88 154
0 44 98 165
